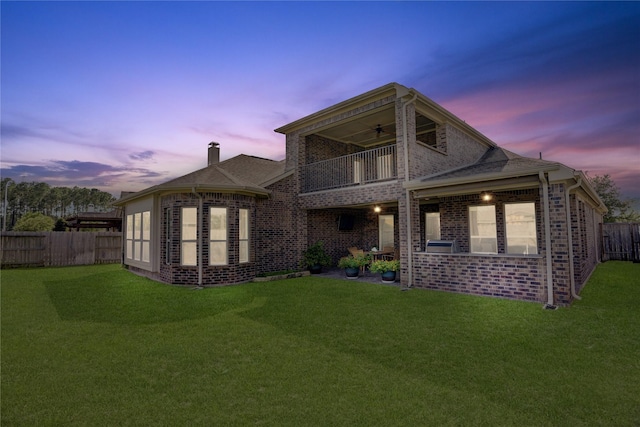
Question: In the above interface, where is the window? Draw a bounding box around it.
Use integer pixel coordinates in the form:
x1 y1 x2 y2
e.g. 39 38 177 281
425 212 441 241
126 214 133 259
505 203 538 255
210 207 227 265
164 208 171 265
126 211 151 263
142 211 150 262
239 208 249 263
377 154 393 180
181 207 197 266
379 214 394 249
469 205 497 254
134 213 142 261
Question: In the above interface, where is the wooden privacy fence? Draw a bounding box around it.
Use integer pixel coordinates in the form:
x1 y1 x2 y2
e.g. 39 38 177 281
1 232 122 268
602 223 640 262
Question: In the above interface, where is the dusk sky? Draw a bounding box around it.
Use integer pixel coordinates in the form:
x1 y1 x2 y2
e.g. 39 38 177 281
2 1 639 201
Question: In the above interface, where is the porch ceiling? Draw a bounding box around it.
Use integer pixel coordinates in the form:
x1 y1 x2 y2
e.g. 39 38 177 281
314 106 436 148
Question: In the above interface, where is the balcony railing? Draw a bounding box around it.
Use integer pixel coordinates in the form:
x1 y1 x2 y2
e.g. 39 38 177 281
300 145 397 193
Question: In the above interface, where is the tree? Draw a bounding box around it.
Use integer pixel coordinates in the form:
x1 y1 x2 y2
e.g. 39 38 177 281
590 174 639 223
13 212 55 231
53 218 67 232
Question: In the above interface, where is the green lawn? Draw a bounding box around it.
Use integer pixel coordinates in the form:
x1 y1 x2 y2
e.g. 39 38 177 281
2 262 639 426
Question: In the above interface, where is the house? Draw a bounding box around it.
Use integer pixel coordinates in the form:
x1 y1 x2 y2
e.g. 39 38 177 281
114 83 606 306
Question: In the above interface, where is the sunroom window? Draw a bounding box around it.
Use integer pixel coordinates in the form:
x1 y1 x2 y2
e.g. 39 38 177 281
469 205 497 254
126 211 150 263
505 203 538 255
239 208 249 263
181 207 197 266
210 207 228 265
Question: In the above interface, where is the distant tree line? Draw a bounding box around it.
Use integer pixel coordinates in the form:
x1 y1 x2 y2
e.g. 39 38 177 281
1 179 117 231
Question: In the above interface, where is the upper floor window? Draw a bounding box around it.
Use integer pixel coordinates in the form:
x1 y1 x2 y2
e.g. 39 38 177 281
181 207 198 266
210 207 228 265
239 208 249 263
505 203 538 255
469 205 497 254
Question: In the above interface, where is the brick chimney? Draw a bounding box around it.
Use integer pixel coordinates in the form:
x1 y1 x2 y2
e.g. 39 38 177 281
208 142 220 165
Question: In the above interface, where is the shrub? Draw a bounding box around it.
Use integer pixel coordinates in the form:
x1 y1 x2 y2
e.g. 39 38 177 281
338 254 370 269
369 259 400 273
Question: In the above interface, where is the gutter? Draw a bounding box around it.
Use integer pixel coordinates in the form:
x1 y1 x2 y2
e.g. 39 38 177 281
192 186 204 289
403 164 560 192
566 175 583 300
539 172 556 309
402 91 418 289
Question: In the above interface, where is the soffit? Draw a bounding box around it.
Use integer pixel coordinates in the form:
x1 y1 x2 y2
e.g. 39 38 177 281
314 106 437 149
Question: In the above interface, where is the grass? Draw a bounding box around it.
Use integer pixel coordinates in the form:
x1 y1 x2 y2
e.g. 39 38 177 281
2 262 639 426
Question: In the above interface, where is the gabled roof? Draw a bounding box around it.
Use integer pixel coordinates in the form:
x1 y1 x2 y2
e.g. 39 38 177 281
275 82 497 149
115 155 286 205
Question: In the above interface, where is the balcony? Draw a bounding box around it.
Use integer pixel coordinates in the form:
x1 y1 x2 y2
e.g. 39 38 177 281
300 145 397 193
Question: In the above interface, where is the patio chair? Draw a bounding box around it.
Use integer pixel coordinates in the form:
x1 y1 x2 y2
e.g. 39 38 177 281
381 246 396 260
347 247 367 274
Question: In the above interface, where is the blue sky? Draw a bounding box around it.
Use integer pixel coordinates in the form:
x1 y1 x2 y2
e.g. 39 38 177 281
2 1 639 201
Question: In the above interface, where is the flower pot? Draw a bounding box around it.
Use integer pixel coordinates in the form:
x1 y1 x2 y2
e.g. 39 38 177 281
381 271 396 283
309 264 323 274
344 267 360 279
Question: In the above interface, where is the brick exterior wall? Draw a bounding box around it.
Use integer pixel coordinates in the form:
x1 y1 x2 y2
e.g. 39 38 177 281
157 192 256 286
305 134 361 164
405 116 488 181
547 183 571 305
571 194 601 293
255 174 302 275
412 253 546 302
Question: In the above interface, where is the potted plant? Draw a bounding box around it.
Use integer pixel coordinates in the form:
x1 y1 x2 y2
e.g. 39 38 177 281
369 259 400 283
337 253 370 279
301 241 332 274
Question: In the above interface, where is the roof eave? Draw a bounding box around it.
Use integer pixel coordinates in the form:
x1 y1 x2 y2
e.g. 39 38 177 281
113 183 271 206
274 82 406 135
404 164 560 191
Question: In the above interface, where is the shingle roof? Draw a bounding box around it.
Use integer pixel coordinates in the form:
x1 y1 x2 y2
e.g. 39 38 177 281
115 155 286 204
416 147 558 184
164 155 284 187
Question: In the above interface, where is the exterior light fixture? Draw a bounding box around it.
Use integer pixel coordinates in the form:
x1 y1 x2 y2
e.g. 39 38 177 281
481 192 493 202
374 206 382 213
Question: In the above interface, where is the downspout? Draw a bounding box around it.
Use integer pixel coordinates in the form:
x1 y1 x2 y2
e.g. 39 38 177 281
192 186 204 289
566 176 582 300
539 172 556 309
402 91 418 289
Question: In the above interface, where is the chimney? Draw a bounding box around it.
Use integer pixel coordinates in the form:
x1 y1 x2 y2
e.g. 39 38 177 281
208 142 220 165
